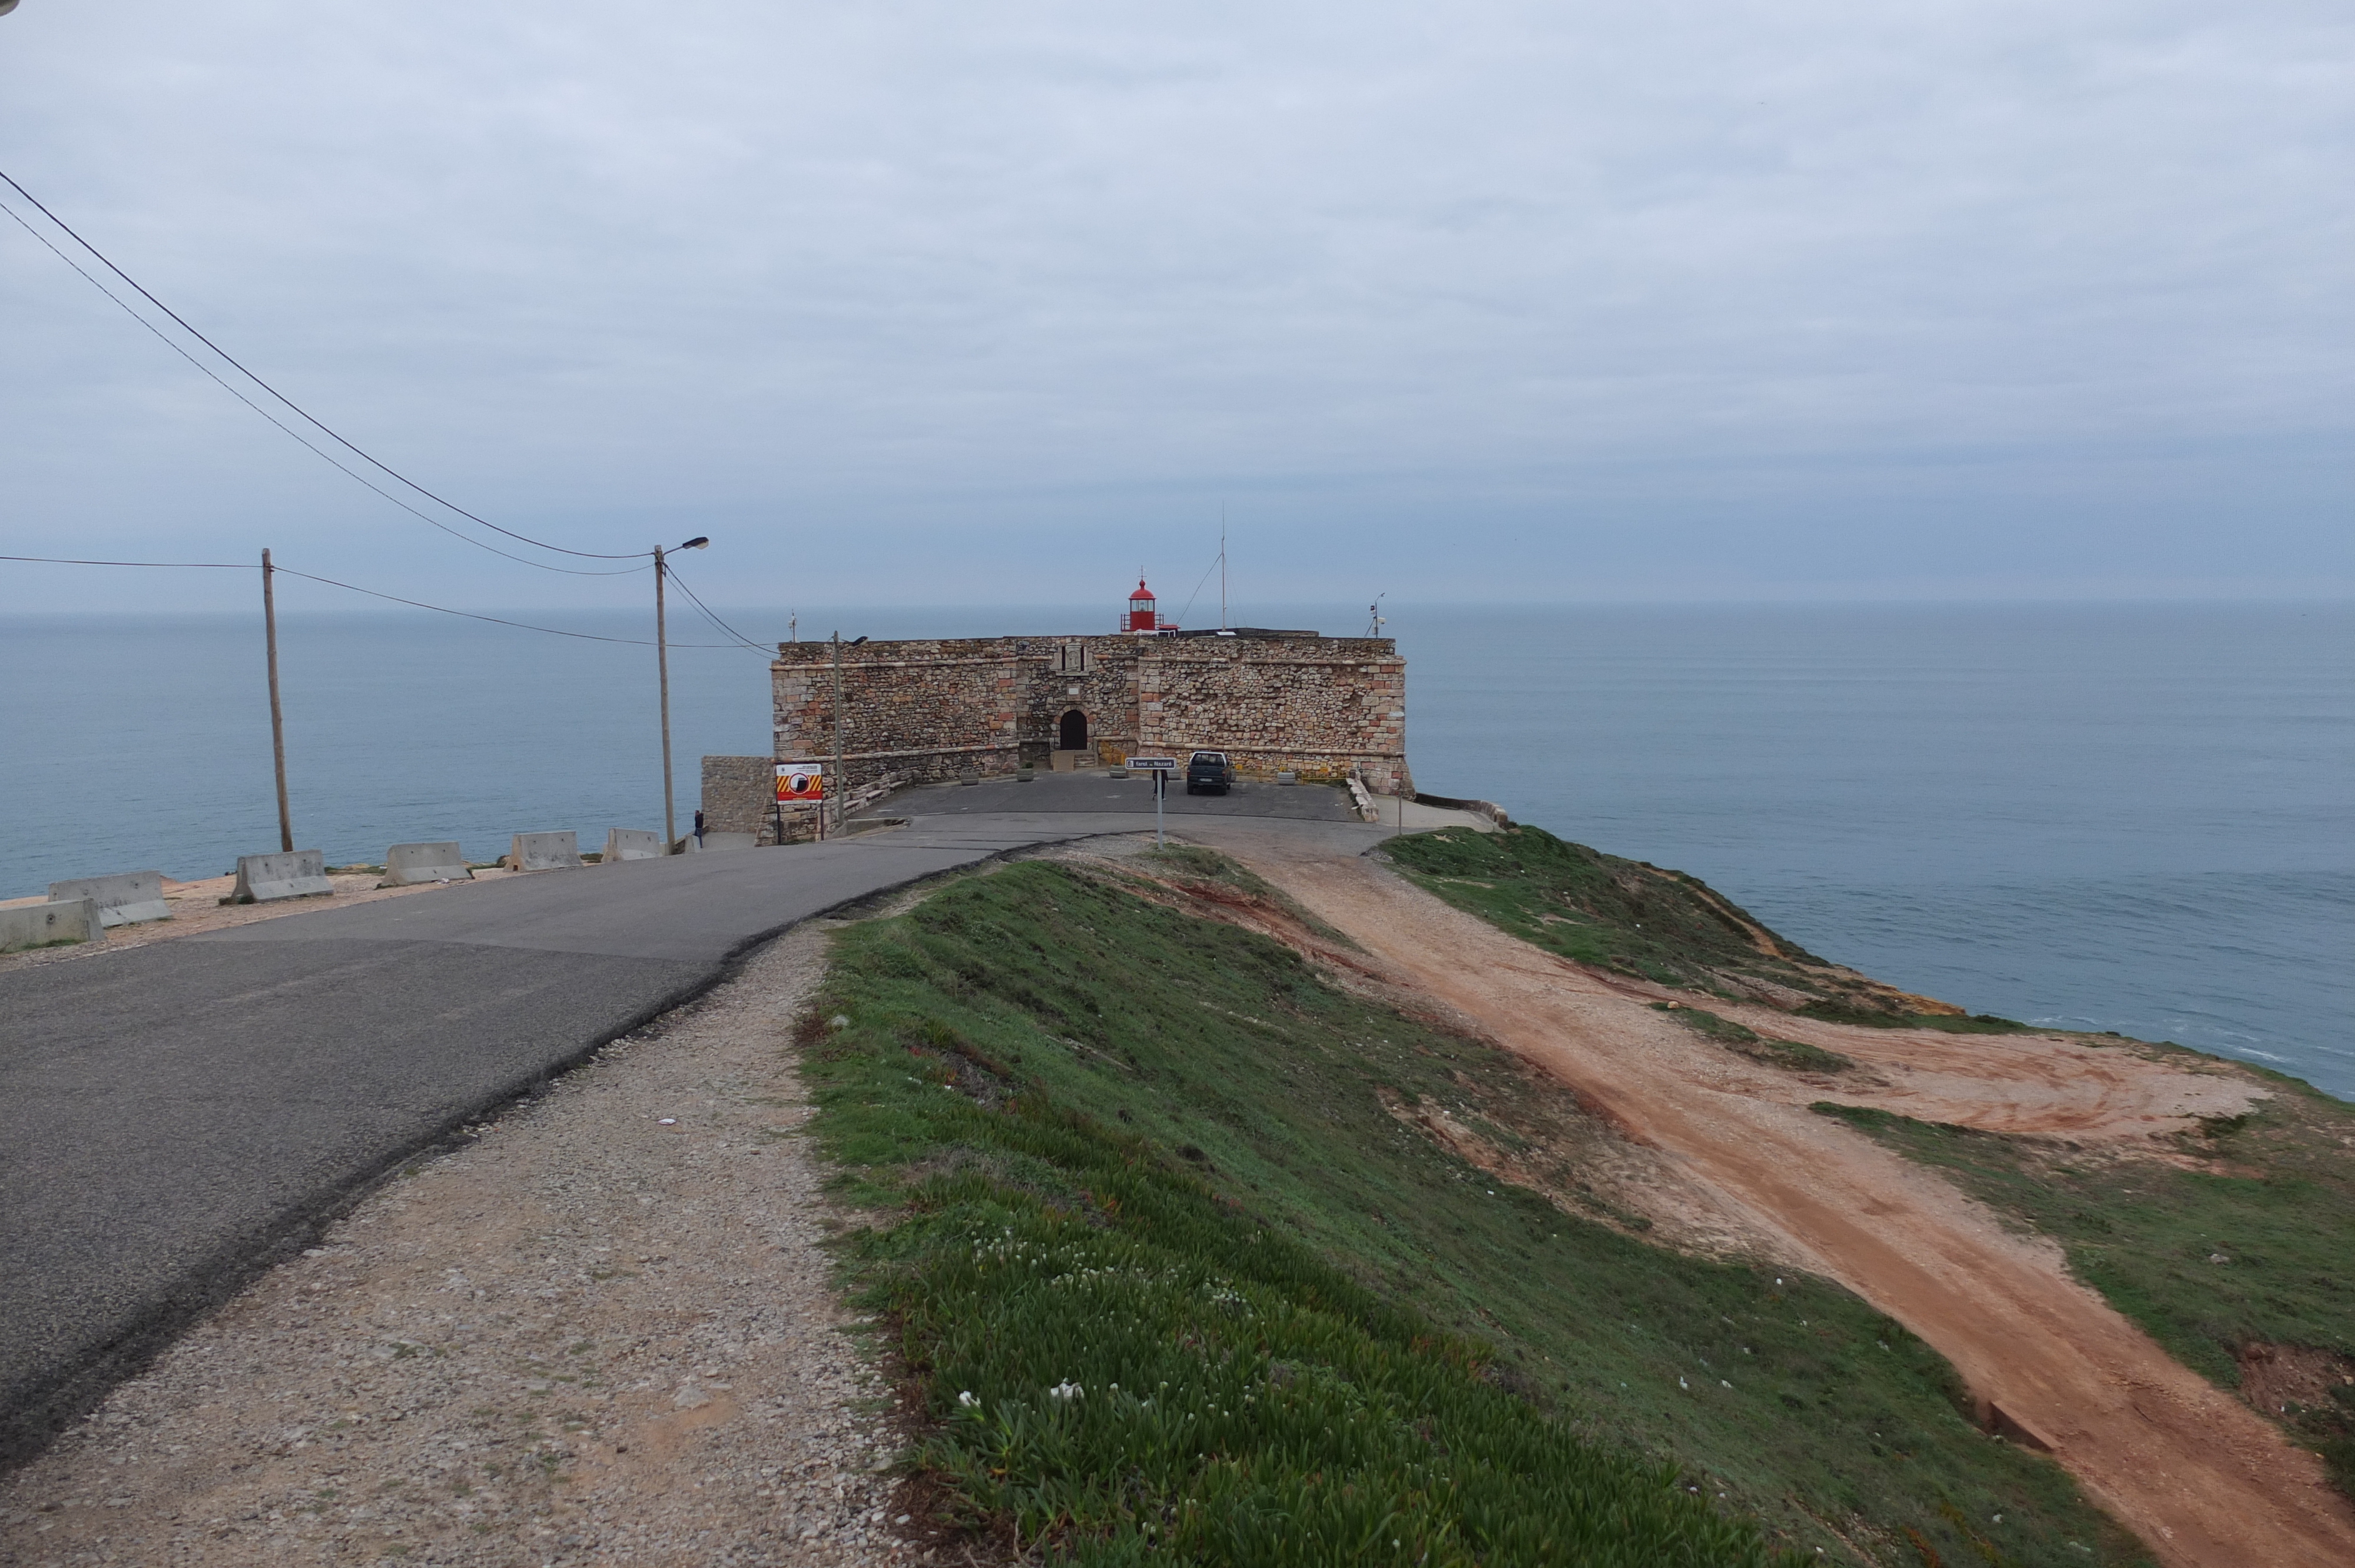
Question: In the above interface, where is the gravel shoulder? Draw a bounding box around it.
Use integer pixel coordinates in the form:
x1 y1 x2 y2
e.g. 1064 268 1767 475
0 923 920 1568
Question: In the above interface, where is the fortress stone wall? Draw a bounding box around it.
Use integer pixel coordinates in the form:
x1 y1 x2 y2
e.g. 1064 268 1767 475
767 630 1409 798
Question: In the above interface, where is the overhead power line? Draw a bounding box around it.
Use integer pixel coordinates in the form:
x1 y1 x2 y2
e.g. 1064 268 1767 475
1 195 642 577
0 552 752 648
0 167 646 569
0 554 250 569
660 559 776 655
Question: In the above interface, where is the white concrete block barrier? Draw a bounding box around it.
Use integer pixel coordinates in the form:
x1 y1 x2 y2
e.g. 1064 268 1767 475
233 850 335 904
602 828 662 863
1 897 103 954
47 871 170 928
383 842 473 886
508 832 584 872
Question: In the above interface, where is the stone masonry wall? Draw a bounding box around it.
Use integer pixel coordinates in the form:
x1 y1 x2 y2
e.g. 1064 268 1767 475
770 632 1411 795
699 755 787 843
772 638 1141 789
1139 639 1408 794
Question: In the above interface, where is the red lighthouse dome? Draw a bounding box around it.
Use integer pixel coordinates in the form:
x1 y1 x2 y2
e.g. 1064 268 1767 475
1125 577 1164 633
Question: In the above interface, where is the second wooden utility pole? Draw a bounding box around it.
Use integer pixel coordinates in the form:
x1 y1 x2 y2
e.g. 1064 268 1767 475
655 544 676 849
261 547 292 852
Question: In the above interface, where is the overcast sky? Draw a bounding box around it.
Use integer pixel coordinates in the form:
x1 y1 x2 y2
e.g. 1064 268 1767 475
2 0 2347 614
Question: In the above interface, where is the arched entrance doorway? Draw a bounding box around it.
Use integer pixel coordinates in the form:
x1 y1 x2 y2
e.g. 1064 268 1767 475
1059 709 1089 750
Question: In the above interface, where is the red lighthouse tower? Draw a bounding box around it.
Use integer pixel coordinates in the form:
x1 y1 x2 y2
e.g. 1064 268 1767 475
1125 577 1166 633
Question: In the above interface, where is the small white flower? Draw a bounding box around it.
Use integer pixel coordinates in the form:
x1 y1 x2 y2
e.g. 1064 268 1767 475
957 1391 979 1408
1049 1381 1083 1402
1678 1376 1689 1390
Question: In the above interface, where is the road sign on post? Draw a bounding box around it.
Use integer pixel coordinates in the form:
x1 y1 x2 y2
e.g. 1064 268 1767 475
1127 757 1176 847
775 763 827 802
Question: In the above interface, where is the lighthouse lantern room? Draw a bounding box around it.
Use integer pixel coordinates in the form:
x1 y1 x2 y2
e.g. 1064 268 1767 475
1125 576 1169 633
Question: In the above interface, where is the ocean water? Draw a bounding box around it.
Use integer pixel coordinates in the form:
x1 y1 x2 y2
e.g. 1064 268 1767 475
2 602 2347 1100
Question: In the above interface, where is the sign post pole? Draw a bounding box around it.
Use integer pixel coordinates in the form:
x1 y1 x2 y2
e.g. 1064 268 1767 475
1126 757 1178 850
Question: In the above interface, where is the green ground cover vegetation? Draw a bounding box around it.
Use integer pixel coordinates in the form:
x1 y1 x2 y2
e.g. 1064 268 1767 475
1793 1005 2030 1035
1652 1004 1857 1074
802 853 2144 1564
1382 825 2353 1503
1381 826 1987 1025
1812 1098 2355 1498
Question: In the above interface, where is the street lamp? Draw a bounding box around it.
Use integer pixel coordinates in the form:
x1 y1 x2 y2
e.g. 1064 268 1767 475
654 536 709 850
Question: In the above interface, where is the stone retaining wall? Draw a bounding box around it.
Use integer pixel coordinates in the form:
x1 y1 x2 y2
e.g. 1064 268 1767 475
699 755 781 843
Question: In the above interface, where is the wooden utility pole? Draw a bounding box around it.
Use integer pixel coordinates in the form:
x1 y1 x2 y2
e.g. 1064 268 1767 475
261 548 292 852
655 545 676 849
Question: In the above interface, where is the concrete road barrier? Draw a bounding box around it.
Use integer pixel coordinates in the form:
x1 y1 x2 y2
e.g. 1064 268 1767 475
508 832 584 872
383 842 472 886
602 828 662 863
234 851 334 904
1 898 102 954
47 872 169 928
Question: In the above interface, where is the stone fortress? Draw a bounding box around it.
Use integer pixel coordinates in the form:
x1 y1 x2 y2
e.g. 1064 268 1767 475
701 578 1409 839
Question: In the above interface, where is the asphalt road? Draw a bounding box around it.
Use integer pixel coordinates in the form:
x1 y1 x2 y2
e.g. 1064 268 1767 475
0 780 1365 1467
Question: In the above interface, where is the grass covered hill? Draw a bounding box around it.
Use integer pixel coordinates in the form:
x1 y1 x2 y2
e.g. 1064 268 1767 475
801 851 2144 1566
1380 825 2024 1029
1380 823 2355 1509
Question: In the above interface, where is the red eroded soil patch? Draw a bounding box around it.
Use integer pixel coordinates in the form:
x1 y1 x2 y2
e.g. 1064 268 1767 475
1208 833 2355 1568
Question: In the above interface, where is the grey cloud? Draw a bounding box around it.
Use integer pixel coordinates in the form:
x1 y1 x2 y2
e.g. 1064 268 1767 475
1 0 2346 610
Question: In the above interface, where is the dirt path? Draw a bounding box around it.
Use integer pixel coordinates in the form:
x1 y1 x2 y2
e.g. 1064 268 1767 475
0 926 918 1568
1216 835 2355 1568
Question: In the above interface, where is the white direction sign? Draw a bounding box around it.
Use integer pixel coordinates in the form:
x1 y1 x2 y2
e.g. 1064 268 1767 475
1126 756 1179 771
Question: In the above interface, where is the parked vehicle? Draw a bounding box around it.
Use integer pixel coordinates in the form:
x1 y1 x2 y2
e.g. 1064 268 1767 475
1185 750 1235 795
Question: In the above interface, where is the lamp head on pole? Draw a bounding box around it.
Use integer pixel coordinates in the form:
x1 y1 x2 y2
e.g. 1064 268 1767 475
677 536 709 551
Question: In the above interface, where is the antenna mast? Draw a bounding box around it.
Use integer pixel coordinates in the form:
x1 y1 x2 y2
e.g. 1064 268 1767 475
1366 593 1386 637
1220 505 1228 630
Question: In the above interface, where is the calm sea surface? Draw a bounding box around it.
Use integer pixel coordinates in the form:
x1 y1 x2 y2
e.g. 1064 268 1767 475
4 602 2348 1099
